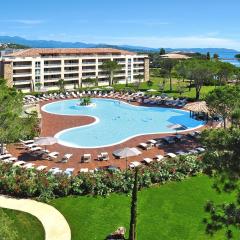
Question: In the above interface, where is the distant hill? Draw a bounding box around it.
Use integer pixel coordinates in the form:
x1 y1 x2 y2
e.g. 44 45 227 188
0 35 239 58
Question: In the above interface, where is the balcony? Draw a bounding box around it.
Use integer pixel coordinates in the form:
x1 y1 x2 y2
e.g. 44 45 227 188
13 72 32 77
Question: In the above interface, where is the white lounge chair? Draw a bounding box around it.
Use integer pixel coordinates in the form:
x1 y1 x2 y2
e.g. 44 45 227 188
155 155 164 162
129 161 141 168
47 151 59 160
0 154 12 159
143 158 153 164
80 168 89 173
61 153 72 163
23 163 35 169
28 146 42 152
166 153 177 158
64 168 75 176
147 139 157 146
36 165 47 171
81 154 91 163
139 143 152 150
97 152 109 161
13 161 26 167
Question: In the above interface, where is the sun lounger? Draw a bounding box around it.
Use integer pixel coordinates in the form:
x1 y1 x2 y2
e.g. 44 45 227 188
80 168 89 173
155 155 164 162
0 154 12 159
81 154 91 163
147 139 157 146
175 150 187 156
23 163 35 169
139 142 152 150
143 158 153 164
196 147 205 153
5 157 17 162
13 161 26 167
36 165 47 171
20 139 34 145
64 168 75 176
61 153 73 163
28 146 42 152
47 151 59 160
188 149 199 154
97 152 109 161
166 153 177 158
129 161 141 169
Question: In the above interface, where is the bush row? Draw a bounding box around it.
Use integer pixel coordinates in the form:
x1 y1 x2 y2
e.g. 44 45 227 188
0 155 204 202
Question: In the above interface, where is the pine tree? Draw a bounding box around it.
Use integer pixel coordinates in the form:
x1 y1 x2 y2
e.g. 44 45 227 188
129 167 139 240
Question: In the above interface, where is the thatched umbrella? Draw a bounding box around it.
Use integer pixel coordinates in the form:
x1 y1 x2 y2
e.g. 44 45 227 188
185 101 209 119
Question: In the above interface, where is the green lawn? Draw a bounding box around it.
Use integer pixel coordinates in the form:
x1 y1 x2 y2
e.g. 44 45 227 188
51 176 239 240
112 74 216 100
0 208 44 240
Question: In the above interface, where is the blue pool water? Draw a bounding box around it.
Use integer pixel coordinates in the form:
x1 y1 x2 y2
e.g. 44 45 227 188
42 99 204 148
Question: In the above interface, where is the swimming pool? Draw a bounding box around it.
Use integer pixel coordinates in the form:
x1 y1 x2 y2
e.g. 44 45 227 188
42 98 204 148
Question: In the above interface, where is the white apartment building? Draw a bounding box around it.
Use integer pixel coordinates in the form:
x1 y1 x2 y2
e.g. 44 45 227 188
0 48 149 92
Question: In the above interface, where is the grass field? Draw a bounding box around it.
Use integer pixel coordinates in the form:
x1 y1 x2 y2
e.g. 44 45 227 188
0 208 44 240
51 176 239 240
113 74 216 100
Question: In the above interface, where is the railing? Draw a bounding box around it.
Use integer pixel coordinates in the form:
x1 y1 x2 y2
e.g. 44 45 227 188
13 72 32 76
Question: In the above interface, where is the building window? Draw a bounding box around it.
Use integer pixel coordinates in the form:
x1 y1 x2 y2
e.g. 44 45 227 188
35 69 41 75
35 62 41 68
35 76 40 82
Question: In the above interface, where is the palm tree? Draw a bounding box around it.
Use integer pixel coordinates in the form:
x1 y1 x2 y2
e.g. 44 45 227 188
57 79 65 92
135 74 144 89
100 60 121 86
35 82 42 92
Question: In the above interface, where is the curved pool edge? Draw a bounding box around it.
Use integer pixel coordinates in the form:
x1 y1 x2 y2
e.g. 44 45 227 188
41 98 205 149
54 123 205 149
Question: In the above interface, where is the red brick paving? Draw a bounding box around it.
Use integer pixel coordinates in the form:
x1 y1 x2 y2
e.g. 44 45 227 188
7 98 206 174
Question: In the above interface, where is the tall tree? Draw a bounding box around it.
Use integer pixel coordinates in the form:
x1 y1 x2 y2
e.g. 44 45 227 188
135 74 144 89
205 86 240 128
201 128 240 239
129 167 139 240
57 79 65 92
206 52 211 60
185 59 216 100
160 59 178 91
213 53 219 61
0 79 38 154
159 48 166 55
215 62 236 85
100 60 121 86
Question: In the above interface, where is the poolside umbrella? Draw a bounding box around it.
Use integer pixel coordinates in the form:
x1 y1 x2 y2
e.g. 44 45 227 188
34 137 58 150
184 101 209 113
184 101 209 119
113 147 142 169
168 123 187 134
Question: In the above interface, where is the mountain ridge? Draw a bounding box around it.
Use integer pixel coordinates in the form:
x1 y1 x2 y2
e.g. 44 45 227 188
0 35 239 57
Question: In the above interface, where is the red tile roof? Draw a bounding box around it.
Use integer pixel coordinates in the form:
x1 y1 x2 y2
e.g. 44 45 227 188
7 48 136 57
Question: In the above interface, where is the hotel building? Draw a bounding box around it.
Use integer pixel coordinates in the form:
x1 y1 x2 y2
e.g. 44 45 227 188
0 48 149 92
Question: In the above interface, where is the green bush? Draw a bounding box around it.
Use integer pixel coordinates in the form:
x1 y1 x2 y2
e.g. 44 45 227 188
0 155 204 202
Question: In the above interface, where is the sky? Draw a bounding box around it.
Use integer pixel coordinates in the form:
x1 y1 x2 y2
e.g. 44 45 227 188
1 0 240 50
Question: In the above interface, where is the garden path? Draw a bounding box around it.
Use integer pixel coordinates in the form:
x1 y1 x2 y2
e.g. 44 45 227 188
0 195 71 240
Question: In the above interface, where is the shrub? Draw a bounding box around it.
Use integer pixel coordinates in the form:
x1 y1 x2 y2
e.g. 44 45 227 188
0 155 204 202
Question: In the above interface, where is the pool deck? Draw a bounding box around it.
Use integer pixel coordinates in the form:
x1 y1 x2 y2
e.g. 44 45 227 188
8 97 207 173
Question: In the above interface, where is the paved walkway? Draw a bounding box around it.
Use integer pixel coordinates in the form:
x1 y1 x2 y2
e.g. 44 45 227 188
0 195 71 240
